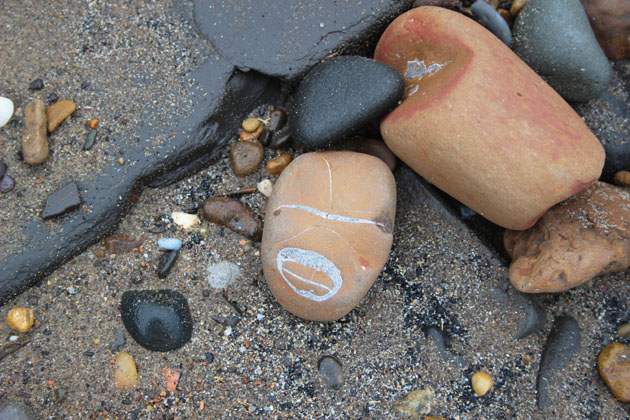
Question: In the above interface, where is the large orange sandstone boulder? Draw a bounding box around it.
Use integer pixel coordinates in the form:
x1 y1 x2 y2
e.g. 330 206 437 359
374 6 605 230
261 151 396 321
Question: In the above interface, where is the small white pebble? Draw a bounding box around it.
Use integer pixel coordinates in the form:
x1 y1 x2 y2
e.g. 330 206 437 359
0 96 14 128
257 179 273 197
224 326 232 336
171 211 200 229
9 335 18 342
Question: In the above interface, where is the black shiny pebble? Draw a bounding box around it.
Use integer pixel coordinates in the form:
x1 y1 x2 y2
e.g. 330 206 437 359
514 294 547 339
471 0 512 46
0 175 15 193
537 315 581 411
120 289 193 352
157 250 179 279
47 92 59 104
41 182 82 219
28 78 44 90
0 161 7 179
317 356 344 390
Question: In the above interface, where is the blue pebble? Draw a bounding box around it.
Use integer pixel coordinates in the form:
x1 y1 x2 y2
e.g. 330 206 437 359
471 0 512 46
158 238 182 251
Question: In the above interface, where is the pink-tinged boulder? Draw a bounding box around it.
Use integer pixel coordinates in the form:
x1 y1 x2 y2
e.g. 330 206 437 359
504 182 630 293
374 6 605 230
261 151 396 321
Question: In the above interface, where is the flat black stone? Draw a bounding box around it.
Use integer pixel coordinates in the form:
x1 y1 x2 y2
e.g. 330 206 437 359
120 289 193 352
28 78 44 90
41 182 82 219
157 250 179 279
289 56 405 148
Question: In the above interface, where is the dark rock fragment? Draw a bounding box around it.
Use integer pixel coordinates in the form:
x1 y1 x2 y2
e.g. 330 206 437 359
514 294 547 339
157 250 179 279
318 356 344 390
28 78 44 90
41 182 82 219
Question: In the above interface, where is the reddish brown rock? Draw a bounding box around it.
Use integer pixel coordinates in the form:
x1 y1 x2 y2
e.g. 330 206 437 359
266 153 292 175
374 6 604 230
261 151 396 321
581 0 630 59
200 197 262 240
504 182 630 293
598 342 630 402
22 99 49 165
104 234 144 255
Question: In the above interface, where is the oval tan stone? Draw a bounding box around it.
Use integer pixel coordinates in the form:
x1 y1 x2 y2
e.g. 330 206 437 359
22 99 48 165
374 6 605 230
261 151 396 321
114 352 138 390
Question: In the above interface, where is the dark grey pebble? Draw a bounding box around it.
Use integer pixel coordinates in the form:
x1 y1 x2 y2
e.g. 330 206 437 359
537 315 581 411
269 125 292 149
0 161 7 179
41 182 82 219
120 289 193 352
512 0 611 102
205 352 214 363
317 356 344 390
514 294 547 339
47 92 58 104
157 250 179 279
28 78 44 90
81 81 91 90
471 0 512 45
83 129 97 150
0 175 15 193
111 328 127 352
0 402 36 420
268 107 287 132
288 55 404 148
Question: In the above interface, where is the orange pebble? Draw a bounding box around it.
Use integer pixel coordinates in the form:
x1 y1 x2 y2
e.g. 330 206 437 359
266 154 293 175
88 119 99 129
239 125 264 141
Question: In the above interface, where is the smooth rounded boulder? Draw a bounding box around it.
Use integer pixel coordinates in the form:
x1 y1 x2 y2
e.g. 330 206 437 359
261 151 396 321
374 6 605 230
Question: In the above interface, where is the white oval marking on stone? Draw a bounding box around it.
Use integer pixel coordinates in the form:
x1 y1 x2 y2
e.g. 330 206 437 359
276 247 343 302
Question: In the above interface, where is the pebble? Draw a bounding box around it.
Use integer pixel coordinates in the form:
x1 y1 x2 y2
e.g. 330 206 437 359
54 387 67 403
120 289 193 352
157 250 179 279
0 175 15 193
266 153 292 175
268 107 287 132
230 140 264 176
598 342 630 402
45 99 76 133
6 307 35 333
317 356 344 390
41 182 82 219
288 55 404 148
207 261 241 289
158 238 182 251
28 78 44 90
88 118 99 129
537 315 581 411
0 402 36 420
505 182 630 293
83 129 97 150
200 197 262 240
351 138 396 172
114 352 138 390
375 6 605 230
261 151 396 321
0 96 14 128
471 371 493 396
242 117 260 132
257 179 273 197
47 92 58 104
104 234 144 255
512 0 611 102
470 0 512 45
394 388 435 418
239 124 264 141
510 0 529 16
581 0 630 59
268 125 292 149
171 211 200 229
22 99 49 165
618 323 630 338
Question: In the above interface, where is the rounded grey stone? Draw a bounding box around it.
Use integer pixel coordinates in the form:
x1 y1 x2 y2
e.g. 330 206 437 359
207 261 241 289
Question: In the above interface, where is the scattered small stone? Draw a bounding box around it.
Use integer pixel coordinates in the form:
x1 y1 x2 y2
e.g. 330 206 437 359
205 352 214 364
45 99 76 133
207 261 240 289
83 129 97 150
104 234 144 255
47 92 58 104
351 138 396 172
120 289 193 352
618 323 630 338
28 78 44 90
118 157 125 165
317 356 344 390
149 223 168 234
157 250 179 279
242 117 261 133
6 307 35 333
598 342 630 402
88 118 99 129
163 366 181 391
114 352 138 390
257 179 273 197
239 124 264 141
613 170 630 187
200 197 262 240
0 96 14 128
22 99 48 165
394 388 435 418
158 238 182 251
41 182 82 219
54 387 67 403
266 153 292 175
258 105 266 117
0 402 36 420
0 175 15 193
81 80 91 90
510 0 529 16
268 107 287 132
171 211 200 229
471 371 493 396
471 0 512 45
230 140 264 176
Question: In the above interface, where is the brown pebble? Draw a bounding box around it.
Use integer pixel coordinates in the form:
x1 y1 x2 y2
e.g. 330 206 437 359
510 0 529 17
498 9 513 27
242 117 260 133
200 197 262 240
268 108 287 132
22 99 49 165
598 342 630 402
104 234 144 255
239 124 264 141
88 118 99 129
266 154 293 175
613 170 630 187
230 141 264 176
7 307 35 333
45 99 76 133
